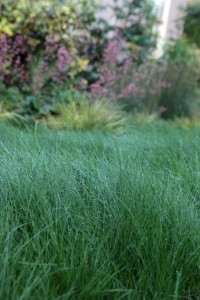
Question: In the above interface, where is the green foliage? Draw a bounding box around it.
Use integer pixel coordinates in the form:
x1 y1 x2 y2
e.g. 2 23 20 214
0 0 94 113
96 0 158 60
184 0 200 48
159 40 200 118
44 99 127 132
0 0 95 46
0 103 23 121
51 88 87 104
0 83 23 110
164 39 200 64
130 111 159 124
0 0 160 119
113 0 157 47
1 122 200 298
174 114 200 130
159 62 199 118
87 0 158 80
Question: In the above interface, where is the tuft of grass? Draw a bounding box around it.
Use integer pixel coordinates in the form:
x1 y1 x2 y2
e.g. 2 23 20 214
0 104 23 122
43 99 127 133
130 112 159 124
1 122 200 299
174 114 200 130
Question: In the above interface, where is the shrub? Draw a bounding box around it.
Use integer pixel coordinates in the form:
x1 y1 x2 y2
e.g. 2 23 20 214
0 0 95 115
94 0 157 60
112 0 157 53
0 0 95 47
158 62 199 118
159 40 200 118
163 39 200 64
0 33 90 89
90 39 170 113
0 33 91 116
0 82 23 110
43 98 127 132
0 0 160 119
184 0 200 48
80 0 159 85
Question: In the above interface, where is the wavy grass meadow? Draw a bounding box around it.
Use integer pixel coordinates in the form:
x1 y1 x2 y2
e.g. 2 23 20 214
0 122 200 299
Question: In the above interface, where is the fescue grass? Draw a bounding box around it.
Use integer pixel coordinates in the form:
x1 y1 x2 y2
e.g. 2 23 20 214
1 121 200 299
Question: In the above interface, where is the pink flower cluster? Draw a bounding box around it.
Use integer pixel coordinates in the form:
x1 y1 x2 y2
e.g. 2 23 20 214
0 33 74 92
91 39 171 111
56 46 72 73
103 39 123 67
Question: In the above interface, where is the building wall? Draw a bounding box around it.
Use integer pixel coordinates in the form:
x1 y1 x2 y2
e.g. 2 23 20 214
164 0 189 42
97 0 190 56
153 0 189 56
96 0 117 25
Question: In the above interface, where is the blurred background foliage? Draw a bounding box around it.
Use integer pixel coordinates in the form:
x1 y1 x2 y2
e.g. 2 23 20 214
0 0 199 129
0 0 95 43
184 0 200 48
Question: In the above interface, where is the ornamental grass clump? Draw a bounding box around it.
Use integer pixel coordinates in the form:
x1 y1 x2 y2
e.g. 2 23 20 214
44 99 127 133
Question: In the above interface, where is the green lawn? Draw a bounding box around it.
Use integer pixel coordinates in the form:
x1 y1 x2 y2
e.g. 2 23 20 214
1 122 200 299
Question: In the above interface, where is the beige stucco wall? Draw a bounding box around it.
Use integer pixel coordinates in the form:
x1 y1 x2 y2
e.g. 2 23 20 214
97 0 190 56
154 0 189 56
96 0 116 25
165 0 189 43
